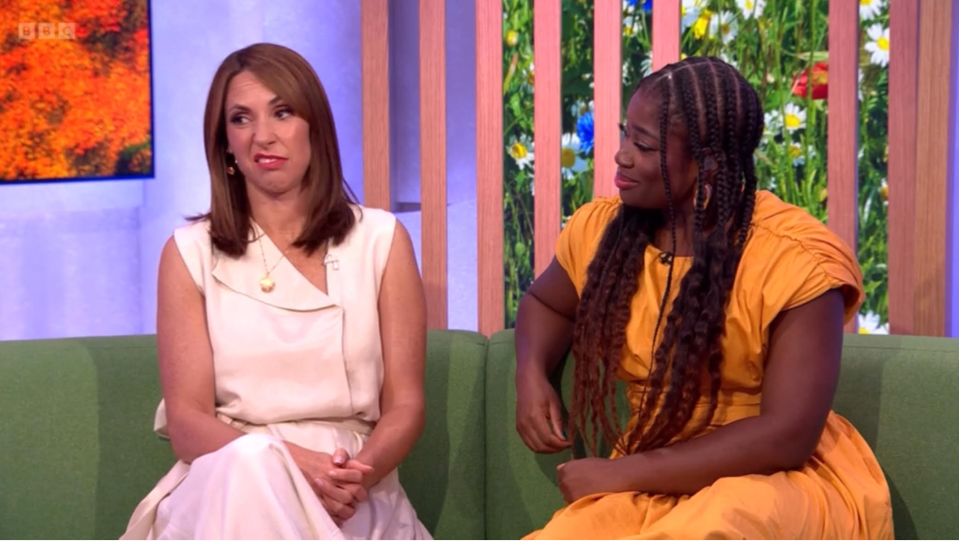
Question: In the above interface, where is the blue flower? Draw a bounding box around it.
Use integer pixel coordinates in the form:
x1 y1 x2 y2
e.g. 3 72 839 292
628 0 653 11
576 111 594 155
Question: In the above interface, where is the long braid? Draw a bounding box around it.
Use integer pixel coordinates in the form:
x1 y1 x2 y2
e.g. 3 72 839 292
571 57 764 456
640 65 710 450
622 73 680 454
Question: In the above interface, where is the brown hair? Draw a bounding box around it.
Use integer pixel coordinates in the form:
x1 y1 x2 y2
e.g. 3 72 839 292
198 42 359 257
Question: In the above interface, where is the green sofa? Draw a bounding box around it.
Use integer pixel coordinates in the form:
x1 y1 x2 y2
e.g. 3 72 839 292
0 330 956 539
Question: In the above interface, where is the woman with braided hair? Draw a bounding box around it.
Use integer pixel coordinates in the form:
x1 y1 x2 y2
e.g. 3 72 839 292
514 57 892 539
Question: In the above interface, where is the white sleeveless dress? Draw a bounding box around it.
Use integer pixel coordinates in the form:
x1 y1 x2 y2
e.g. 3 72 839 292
121 206 431 540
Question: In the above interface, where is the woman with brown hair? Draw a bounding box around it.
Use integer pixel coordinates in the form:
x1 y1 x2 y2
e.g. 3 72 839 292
514 57 892 539
122 43 431 539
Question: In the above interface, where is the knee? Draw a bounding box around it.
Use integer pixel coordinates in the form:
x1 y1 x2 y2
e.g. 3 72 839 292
214 434 284 466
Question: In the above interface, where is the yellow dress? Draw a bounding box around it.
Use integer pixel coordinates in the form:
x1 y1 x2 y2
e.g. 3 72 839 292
526 191 893 540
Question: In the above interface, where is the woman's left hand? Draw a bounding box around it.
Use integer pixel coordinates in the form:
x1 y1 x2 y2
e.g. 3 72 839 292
327 448 376 493
556 457 624 503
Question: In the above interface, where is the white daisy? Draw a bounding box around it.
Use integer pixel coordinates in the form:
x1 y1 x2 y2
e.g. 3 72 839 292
765 103 806 133
682 0 705 30
788 142 815 167
736 0 766 18
520 62 535 93
640 54 653 77
709 11 738 44
508 135 534 171
859 0 885 21
857 312 889 334
783 103 806 131
623 14 639 37
764 110 783 134
569 100 594 118
560 133 588 179
865 24 890 67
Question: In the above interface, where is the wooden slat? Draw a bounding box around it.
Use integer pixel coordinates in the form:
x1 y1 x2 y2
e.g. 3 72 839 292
361 0 390 211
651 0 679 70
827 0 859 333
533 0 561 277
887 0 920 335
593 0 622 199
476 0 504 335
420 0 448 328
913 0 956 336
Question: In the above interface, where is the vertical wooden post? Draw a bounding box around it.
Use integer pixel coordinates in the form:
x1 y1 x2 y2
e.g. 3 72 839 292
533 0 562 277
420 0 448 328
913 0 957 336
361 0 391 211
476 0 505 335
651 0 679 70
593 0 622 199
827 0 860 333
887 0 920 335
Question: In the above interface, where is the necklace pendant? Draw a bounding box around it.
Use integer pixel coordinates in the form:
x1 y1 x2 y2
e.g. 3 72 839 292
259 275 276 293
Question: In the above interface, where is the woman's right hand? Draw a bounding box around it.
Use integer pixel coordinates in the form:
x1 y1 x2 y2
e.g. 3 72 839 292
286 444 374 526
515 368 572 453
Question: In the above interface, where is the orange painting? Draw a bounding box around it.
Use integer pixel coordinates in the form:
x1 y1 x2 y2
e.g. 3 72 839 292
0 0 152 182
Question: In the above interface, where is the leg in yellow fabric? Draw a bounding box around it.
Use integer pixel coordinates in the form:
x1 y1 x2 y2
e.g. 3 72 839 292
526 469 892 540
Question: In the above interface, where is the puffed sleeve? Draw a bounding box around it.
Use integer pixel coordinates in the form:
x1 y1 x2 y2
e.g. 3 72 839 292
555 197 621 293
755 220 865 328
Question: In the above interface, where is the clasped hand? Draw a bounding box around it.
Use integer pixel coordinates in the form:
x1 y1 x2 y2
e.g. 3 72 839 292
294 447 374 526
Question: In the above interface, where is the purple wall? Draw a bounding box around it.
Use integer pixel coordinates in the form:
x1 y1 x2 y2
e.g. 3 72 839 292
1 0 479 341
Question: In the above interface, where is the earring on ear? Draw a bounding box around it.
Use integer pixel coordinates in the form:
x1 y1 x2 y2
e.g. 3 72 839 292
702 183 712 209
226 152 236 176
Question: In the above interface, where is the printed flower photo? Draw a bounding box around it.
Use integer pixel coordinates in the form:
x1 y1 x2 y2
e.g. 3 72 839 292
502 0 889 333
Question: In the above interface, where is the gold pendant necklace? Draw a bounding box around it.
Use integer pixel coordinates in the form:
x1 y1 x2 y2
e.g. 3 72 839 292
256 232 289 293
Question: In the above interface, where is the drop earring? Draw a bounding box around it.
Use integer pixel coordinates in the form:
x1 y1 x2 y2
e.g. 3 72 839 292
701 183 712 209
226 152 236 176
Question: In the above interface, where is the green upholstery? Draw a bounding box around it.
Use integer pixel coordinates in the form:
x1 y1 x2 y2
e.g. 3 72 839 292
0 336 174 540
399 330 488 539
0 330 956 539
832 334 959 540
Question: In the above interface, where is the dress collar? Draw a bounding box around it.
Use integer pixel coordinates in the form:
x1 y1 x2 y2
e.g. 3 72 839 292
210 223 338 312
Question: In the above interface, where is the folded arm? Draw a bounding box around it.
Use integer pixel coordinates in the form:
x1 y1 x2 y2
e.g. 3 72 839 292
609 288 846 495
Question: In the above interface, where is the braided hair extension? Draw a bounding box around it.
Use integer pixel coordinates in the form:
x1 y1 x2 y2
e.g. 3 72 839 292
569 57 766 456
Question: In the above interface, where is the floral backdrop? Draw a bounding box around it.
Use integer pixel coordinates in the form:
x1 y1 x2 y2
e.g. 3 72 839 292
502 0 890 333
0 0 153 182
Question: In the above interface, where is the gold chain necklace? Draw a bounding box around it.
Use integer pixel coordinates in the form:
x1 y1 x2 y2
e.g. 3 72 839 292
256 232 291 293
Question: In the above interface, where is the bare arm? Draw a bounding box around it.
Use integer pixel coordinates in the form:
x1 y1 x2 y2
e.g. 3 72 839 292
515 257 579 379
514 258 580 453
610 288 846 495
156 236 245 464
352 222 427 487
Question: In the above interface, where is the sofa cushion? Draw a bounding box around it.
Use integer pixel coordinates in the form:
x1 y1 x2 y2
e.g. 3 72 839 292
832 334 959 540
0 336 175 539
399 329 488 539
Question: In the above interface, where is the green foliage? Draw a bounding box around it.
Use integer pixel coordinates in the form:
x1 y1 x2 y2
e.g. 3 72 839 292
501 0 889 330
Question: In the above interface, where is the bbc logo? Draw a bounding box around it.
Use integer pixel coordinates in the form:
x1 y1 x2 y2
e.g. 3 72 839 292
18 22 76 40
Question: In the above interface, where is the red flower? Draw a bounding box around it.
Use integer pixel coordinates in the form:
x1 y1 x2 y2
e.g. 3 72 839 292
792 62 828 100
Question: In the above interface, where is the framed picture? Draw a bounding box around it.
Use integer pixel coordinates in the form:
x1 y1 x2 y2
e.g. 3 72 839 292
0 0 153 183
